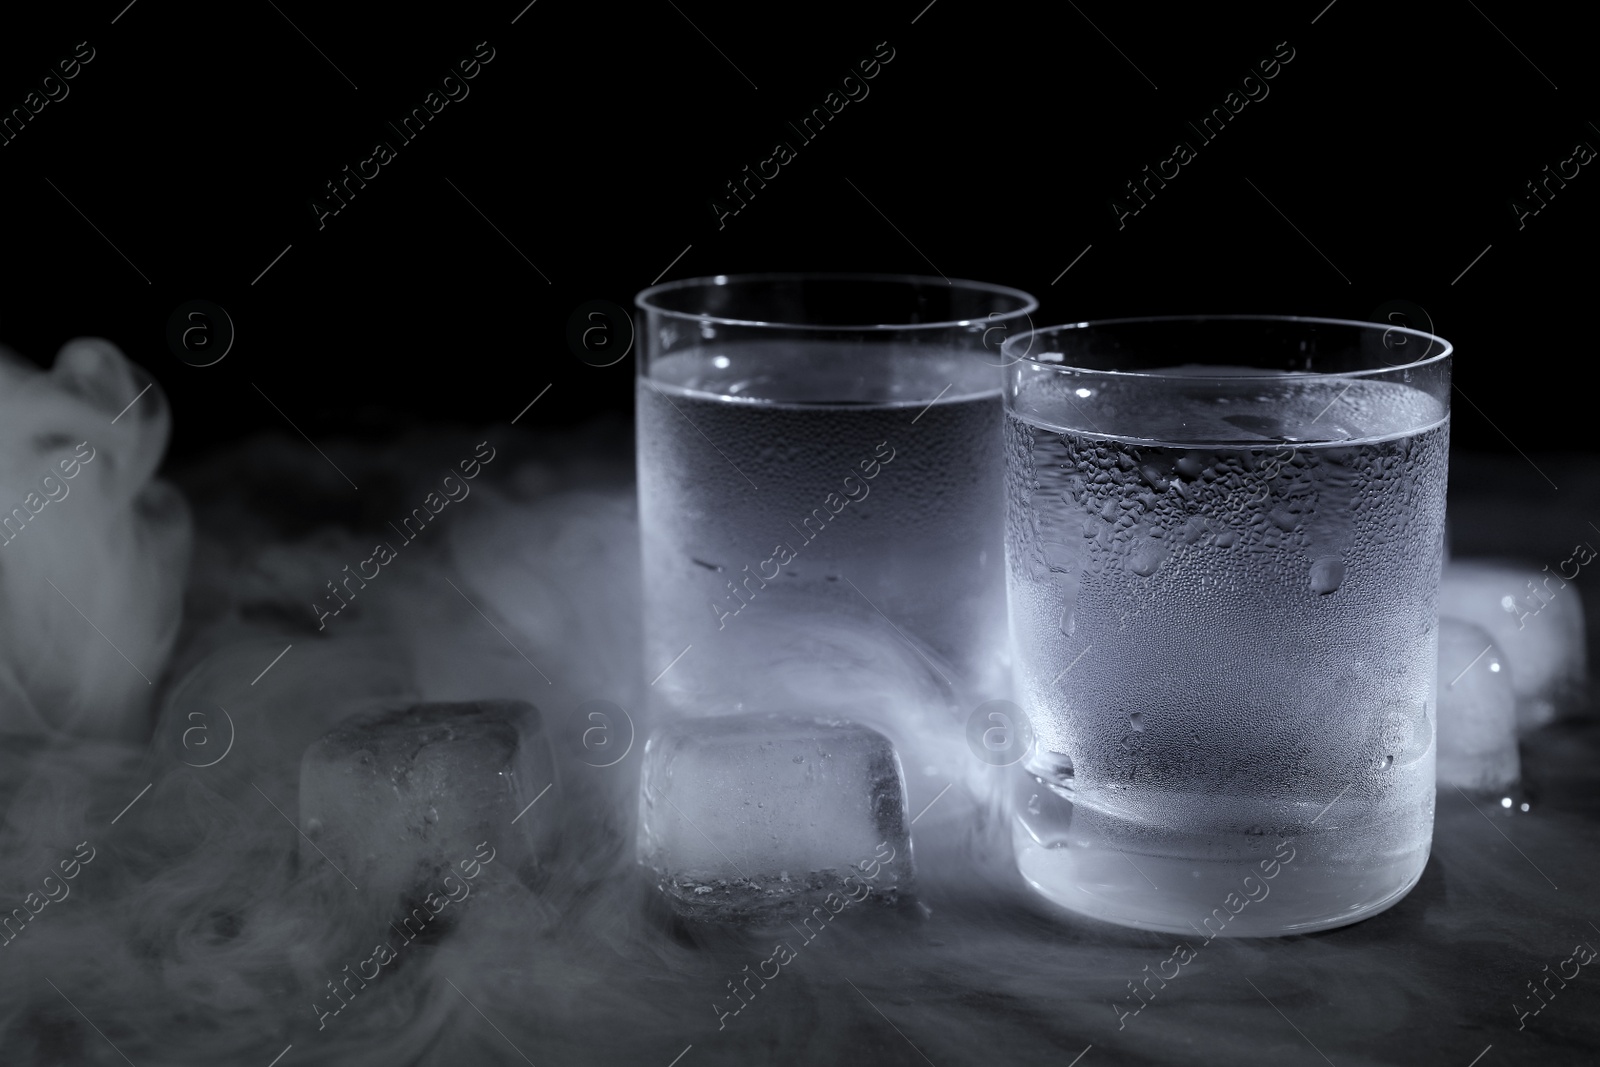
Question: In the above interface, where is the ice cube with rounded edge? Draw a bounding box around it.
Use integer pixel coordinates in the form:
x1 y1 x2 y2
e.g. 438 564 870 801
1437 558 1588 732
298 701 557 914
637 714 912 921
1435 617 1520 792
0 338 191 741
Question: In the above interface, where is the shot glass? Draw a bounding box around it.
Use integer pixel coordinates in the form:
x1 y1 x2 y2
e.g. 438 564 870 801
636 273 1037 717
1001 315 1451 935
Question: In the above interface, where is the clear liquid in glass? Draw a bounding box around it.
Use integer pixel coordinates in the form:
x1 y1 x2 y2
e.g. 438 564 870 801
1005 372 1447 935
638 341 1009 715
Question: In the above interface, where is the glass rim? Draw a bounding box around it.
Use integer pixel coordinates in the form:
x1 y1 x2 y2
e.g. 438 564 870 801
634 271 1039 332
1000 314 1452 379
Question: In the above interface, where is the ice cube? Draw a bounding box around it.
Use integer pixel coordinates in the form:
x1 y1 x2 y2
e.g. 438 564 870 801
298 701 558 914
637 714 912 921
1437 559 1588 731
0 338 191 741
1435 618 1519 792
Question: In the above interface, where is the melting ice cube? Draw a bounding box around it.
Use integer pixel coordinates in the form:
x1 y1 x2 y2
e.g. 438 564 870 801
637 714 912 921
1437 559 1588 732
0 338 191 740
298 701 558 914
1435 618 1520 792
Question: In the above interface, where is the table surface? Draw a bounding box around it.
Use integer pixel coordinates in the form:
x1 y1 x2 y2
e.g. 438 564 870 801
1 436 1595 1067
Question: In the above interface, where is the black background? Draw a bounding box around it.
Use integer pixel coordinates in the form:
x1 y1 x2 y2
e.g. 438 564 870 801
1 0 1592 468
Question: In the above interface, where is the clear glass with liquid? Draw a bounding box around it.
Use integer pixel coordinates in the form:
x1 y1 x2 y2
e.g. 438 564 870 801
1002 316 1452 936
636 274 1037 718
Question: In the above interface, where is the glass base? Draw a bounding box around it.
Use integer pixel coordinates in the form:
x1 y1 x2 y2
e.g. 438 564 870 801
1009 765 1432 937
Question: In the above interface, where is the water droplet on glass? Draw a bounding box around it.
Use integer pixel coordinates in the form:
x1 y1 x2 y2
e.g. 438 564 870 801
425 807 439 824
1129 711 1145 732
1128 543 1165 576
1027 794 1042 815
1309 556 1346 595
1377 700 1431 770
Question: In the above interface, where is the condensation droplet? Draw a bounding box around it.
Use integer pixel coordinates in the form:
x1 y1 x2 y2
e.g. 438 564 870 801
1310 556 1346 595
1128 543 1165 576
1129 711 1145 732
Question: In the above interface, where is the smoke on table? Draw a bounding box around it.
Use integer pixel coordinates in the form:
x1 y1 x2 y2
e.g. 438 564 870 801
2 342 1598 1065
0 345 1017 1065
